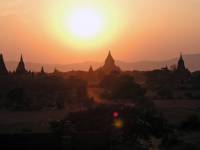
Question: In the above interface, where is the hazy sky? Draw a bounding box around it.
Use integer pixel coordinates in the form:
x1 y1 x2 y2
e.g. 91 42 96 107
0 0 200 64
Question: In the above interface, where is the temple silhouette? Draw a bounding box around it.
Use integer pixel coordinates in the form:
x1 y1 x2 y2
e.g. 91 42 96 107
176 53 188 72
0 54 8 74
174 53 190 78
96 51 121 74
88 65 94 74
0 51 191 76
16 55 28 74
40 66 45 74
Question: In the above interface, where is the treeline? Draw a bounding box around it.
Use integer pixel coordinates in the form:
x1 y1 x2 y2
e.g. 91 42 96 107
0 74 91 110
144 70 200 99
97 69 200 100
100 72 145 101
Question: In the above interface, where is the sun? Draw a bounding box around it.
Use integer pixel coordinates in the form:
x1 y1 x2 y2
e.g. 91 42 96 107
66 7 104 39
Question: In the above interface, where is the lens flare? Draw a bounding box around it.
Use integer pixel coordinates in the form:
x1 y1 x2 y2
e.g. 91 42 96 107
113 119 123 129
113 111 119 118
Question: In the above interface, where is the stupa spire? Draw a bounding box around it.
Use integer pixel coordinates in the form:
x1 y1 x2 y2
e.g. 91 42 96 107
104 50 115 66
88 65 94 73
40 66 45 74
0 53 8 74
16 54 27 74
100 50 120 74
177 52 186 71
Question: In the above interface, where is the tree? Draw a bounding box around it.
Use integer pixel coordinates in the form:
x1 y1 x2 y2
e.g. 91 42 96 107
100 74 145 100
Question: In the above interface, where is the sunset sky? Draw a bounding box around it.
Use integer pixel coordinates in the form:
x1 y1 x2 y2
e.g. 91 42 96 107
0 0 200 64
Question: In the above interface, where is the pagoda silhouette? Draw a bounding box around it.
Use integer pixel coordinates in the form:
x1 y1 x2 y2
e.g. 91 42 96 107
88 65 94 74
177 53 187 72
40 66 46 75
174 53 191 82
174 53 191 73
97 51 120 74
16 54 27 74
0 54 8 74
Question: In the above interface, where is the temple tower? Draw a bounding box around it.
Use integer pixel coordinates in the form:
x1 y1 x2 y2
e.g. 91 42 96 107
103 51 115 68
16 54 27 74
40 66 45 74
88 65 94 74
100 51 120 74
0 54 8 74
177 53 186 71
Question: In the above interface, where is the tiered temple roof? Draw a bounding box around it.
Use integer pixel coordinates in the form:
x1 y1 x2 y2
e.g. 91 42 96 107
99 51 120 74
177 53 186 71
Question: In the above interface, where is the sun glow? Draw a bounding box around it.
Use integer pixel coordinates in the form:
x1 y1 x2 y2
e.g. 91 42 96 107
49 3 121 50
66 7 104 39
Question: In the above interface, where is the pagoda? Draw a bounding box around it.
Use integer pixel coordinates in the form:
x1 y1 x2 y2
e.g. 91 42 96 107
16 54 27 74
98 51 120 74
88 65 94 74
175 53 191 81
177 53 186 72
40 66 45 74
0 54 8 74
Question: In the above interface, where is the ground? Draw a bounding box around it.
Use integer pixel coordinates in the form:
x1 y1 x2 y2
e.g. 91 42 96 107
0 87 200 134
153 100 200 124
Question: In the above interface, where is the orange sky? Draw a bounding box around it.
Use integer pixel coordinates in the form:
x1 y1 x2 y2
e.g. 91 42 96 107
0 0 200 64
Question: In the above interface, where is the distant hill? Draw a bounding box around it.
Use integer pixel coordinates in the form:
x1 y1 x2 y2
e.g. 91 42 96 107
4 53 200 72
125 53 200 71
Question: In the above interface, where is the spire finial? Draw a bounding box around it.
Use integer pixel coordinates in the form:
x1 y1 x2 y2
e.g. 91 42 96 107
107 50 113 58
0 52 8 74
41 66 45 74
20 54 23 62
89 65 93 73
16 53 27 74
179 52 183 60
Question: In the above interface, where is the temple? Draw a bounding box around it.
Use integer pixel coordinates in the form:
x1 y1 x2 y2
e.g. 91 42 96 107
177 53 186 72
16 54 27 74
175 53 191 81
40 66 45 74
53 67 61 74
98 51 120 74
88 65 94 74
0 54 8 74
